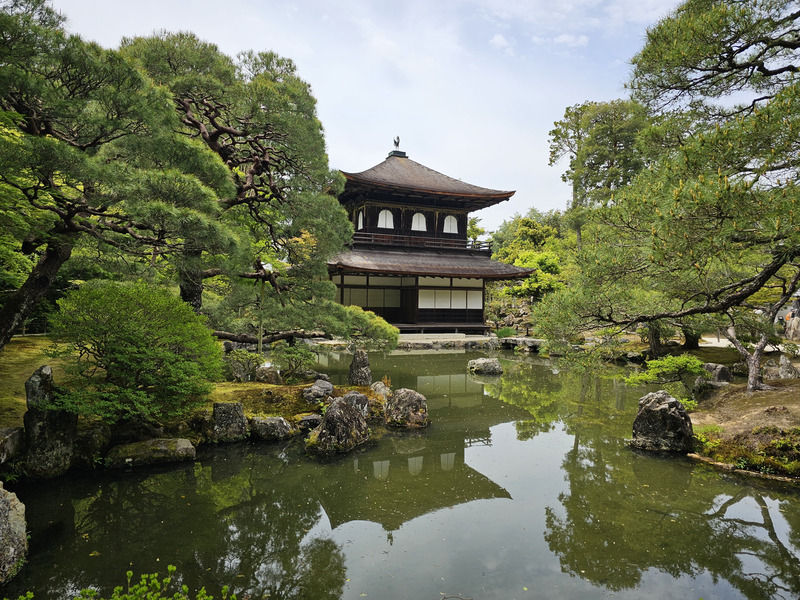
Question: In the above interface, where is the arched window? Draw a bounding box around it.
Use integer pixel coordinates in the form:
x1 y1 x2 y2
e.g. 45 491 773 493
411 212 427 232
443 215 458 234
356 211 364 230
378 209 394 229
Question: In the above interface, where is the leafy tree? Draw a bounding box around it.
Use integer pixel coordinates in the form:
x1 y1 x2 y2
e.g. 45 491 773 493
269 340 316 381
548 100 649 247
624 354 708 399
119 33 352 318
0 0 234 350
49 281 222 423
537 1 800 389
467 216 486 243
630 0 800 114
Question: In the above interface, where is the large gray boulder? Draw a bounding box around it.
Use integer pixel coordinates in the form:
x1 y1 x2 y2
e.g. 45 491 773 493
0 481 27 584
213 402 248 442
347 349 372 386
305 398 370 456
370 381 392 403
302 379 334 403
630 390 694 453
385 388 430 429
467 357 503 376
255 365 282 384
342 391 370 418
249 416 293 441
23 366 77 479
703 362 732 383
105 438 196 469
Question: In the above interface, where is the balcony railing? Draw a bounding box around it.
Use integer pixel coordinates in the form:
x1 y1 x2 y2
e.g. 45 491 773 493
352 232 492 253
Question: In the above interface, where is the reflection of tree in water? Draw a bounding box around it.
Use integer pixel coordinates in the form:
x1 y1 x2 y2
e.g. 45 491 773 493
545 422 800 599
200 448 346 600
8 445 346 600
493 357 630 443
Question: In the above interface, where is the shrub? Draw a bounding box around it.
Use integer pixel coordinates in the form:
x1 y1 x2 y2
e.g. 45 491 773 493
343 305 399 350
48 281 222 423
224 349 263 382
495 327 517 338
270 341 316 381
624 353 707 399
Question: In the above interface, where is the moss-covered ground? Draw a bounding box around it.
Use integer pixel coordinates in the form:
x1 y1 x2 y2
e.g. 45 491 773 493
0 336 66 428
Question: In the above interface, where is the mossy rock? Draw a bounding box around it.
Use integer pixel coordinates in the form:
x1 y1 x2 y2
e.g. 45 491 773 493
105 438 196 469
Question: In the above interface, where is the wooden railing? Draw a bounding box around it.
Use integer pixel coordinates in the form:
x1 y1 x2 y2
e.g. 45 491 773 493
352 232 491 253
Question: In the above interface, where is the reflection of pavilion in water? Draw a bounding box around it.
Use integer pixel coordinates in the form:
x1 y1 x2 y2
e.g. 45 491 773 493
316 350 531 531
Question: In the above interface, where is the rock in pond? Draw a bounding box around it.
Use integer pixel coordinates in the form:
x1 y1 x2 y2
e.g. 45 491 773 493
23 366 77 479
249 416 293 441
467 357 503 376
370 381 391 403
302 379 335 403
305 398 370 456
71 421 112 470
348 349 372 386
105 438 196 469
342 391 370 418
213 402 248 442
385 388 430 429
0 481 27 585
629 390 693 453
298 414 323 432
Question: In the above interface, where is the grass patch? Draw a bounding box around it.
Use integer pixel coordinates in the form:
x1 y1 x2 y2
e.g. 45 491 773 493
0 336 67 428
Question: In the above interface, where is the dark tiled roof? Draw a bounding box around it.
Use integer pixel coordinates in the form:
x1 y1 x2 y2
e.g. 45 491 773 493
341 153 514 201
328 248 534 280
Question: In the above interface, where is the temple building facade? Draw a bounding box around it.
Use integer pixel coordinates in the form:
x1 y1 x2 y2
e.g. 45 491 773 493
328 148 533 333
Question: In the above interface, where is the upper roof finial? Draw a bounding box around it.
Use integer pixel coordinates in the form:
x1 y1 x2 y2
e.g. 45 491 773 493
388 136 407 158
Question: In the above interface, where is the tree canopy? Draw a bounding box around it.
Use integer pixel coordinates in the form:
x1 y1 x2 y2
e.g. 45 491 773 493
536 0 800 390
0 0 235 348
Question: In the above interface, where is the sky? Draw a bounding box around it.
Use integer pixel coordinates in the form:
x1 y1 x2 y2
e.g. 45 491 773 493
48 0 682 231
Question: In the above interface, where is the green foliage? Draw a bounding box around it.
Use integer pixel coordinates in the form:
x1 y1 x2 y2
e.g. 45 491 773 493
341 305 399 350
0 1 236 348
495 327 517 338
224 349 263 382
630 0 800 112
119 32 352 318
48 281 222 423
269 341 316 381
625 354 707 399
467 216 485 242
10 565 236 600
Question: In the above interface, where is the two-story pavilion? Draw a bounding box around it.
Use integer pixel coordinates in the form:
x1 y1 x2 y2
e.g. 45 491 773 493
328 148 533 333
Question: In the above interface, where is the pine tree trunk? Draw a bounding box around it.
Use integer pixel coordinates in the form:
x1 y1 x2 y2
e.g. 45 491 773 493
0 235 76 350
682 327 701 349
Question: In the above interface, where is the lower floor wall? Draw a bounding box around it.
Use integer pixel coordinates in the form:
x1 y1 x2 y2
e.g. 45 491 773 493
331 273 485 325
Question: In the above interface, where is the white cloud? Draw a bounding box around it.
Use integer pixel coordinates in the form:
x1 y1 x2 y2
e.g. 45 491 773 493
553 33 590 47
489 33 515 55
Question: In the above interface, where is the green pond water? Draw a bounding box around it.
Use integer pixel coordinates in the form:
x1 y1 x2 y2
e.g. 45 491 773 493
4 350 800 600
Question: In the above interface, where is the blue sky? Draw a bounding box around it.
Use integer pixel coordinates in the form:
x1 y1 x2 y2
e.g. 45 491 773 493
49 0 681 231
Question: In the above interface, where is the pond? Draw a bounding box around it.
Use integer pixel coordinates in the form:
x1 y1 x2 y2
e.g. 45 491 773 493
3 349 800 600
